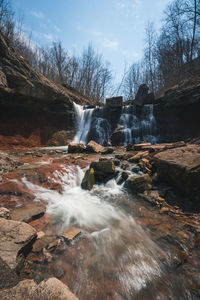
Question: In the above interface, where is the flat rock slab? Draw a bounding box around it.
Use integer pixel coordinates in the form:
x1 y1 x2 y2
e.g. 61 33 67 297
0 219 37 271
154 145 200 201
0 277 79 300
61 227 81 243
11 202 46 223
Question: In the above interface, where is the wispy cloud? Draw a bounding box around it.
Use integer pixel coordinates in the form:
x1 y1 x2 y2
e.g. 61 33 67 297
103 38 119 49
29 10 44 19
43 33 54 41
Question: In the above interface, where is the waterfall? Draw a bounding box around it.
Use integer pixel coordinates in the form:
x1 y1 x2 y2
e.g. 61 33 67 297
72 102 94 145
73 102 158 146
119 105 157 145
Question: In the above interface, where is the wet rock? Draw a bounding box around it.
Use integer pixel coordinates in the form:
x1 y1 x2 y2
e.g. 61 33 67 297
47 239 61 252
131 165 140 173
121 161 129 170
43 248 52 263
11 203 46 223
133 143 152 151
138 158 152 175
153 145 200 202
81 168 96 190
115 153 134 160
32 233 57 253
0 277 79 300
90 161 115 182
128 151 149 163
102 147 114 154
68 143 85 153
61 227 81 243
111 129 125 146
0 207 11 219
0 219 37 272
121 171 129 181
125 174 152 193
86 140 105 153
113 159 120 166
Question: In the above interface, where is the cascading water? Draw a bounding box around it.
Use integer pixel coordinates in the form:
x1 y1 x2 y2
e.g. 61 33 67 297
23 165 194 300
72 102 94 145
73 102 158 146
119 105 158 146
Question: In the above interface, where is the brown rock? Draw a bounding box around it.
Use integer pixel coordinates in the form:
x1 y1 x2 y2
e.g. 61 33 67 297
0 207 11 219
125 174 152 193
0 219 37 272
153 145 200 201
68 143 85 153
61 227 81 243
0 278 79 300
11 203 46 223
128 151 149 162
90 161 115 182
81 168 96 190
106 96 123 107
86 140 105 153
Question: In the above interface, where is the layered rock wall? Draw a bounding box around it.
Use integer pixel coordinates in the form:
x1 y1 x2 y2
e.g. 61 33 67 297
0 32 94 148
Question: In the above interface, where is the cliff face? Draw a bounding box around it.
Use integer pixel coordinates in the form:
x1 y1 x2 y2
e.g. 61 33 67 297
154 83 200 142
0 32 94 148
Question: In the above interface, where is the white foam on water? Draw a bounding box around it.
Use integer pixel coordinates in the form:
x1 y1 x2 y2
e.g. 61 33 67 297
22 165 164 297
73 103 94 145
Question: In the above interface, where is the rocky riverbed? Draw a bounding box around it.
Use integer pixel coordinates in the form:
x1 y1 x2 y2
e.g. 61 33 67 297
0 141 199 299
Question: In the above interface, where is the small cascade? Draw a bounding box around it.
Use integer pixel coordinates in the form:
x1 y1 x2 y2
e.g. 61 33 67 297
119 105 157 145
72 102 94 145
72 102 158 146
22 166 195 299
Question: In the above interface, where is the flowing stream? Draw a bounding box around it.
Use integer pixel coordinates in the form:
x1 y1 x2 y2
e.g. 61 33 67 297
23 165 196 299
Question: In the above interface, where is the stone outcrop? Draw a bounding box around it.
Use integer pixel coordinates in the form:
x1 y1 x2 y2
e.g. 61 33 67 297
154 83 200 142
125 174 152 193
0 32 93 148
106 96 123 107
153 145 200 202
86 140 105 153
0 219 36 272
134 84 155 106
0 278 79 300
68 143 85 153
81 160 116 189
81 168 96 190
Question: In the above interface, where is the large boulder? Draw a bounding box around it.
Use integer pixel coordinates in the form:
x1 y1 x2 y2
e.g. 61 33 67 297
68 143 85 153
153 145 200 202
106 96 123 107
0 219 36 272
86 140 105 153
81 168 96 190
134 84 155 106
111 129 125 146
0 277 79 300
125 174 152 193
90 161 115 182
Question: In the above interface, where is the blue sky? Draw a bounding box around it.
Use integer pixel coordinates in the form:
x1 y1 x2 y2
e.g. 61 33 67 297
12 0 170 83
